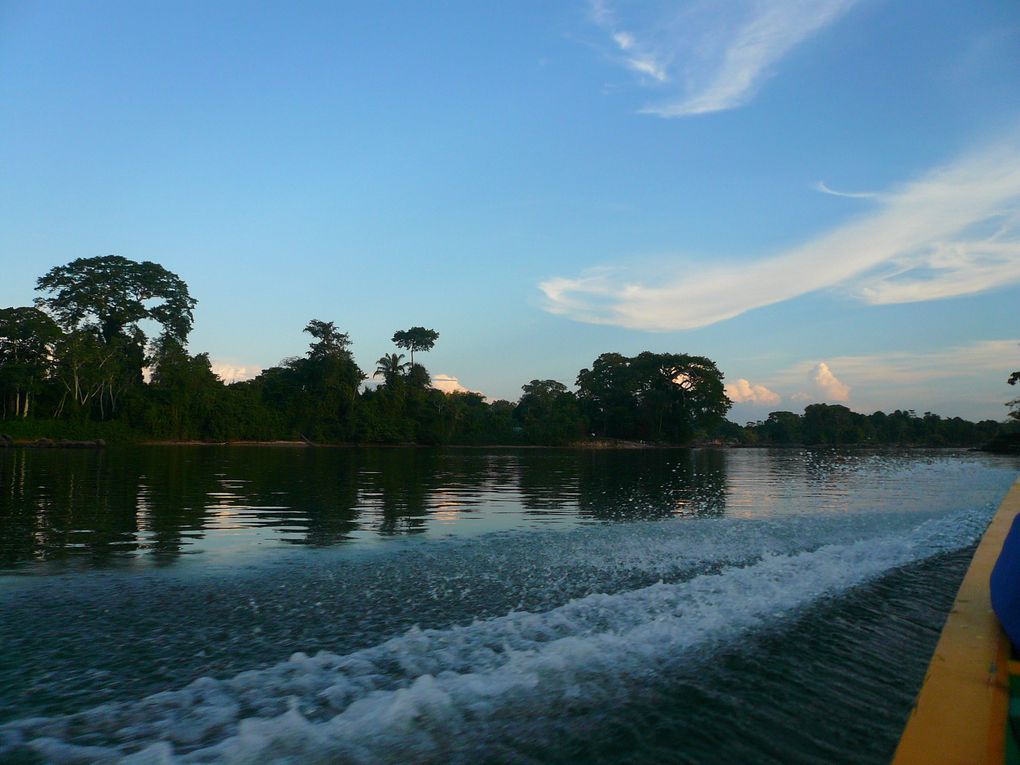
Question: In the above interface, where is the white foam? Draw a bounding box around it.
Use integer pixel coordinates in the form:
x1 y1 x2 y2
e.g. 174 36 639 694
0 506 993 764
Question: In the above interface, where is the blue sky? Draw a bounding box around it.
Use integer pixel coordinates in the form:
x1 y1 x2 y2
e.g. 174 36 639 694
1 0 1019 422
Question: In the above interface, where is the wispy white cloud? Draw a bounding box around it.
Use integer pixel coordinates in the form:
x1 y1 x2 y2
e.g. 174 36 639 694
725 378 781 405
589 0 856 117
814 180 878 199
540 135 1020 330
590 0 670 83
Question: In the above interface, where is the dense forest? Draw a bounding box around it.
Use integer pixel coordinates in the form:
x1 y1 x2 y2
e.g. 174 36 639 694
0 256 1015 448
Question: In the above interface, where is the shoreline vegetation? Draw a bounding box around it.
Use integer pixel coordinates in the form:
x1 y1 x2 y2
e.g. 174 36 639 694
2 255 1018 452
1 431 1017 452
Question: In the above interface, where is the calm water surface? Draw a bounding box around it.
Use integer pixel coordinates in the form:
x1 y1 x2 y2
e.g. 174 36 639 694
0 446 1017 763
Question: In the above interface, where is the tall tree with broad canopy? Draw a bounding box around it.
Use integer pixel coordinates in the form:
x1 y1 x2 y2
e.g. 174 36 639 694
576 351 730 442
391 327 439 367
34 256 197 418
36 255 197 343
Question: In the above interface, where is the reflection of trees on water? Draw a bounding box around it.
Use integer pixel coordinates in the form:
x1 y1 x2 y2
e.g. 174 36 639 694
361 449 435 535
210 448 362 545
358 449 497 535
515 450 581 513
0 449 140 566
136 448 223 563
0 447 505 567
573 449 728 520
0 448 221 567
0 446 733 568
0 449 136 566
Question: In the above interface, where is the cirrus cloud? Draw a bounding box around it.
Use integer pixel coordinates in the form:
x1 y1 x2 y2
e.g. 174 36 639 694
540 135 1020 330
589 0 858 117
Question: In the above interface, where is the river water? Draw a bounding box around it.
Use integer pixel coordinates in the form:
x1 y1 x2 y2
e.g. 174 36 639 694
0 446 1017 764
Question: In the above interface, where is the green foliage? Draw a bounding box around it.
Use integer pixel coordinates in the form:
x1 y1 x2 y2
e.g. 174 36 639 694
36 255 196 343
406 362 431 389
6 257 1011 448
50 330 144 419
143 335 225 439
373 353 408 387
244 319 367 441
515 380 585 445
31 256 197 421
1009 370 1019 422
0 307 62 418
576 351 730 443
0 417 145 442
800 403 860 445
304 320 351 360
756 411 802 444
737 406 1002 447
391 327 439 366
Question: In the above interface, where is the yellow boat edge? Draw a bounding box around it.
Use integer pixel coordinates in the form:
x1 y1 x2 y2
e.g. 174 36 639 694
892 478 1020 765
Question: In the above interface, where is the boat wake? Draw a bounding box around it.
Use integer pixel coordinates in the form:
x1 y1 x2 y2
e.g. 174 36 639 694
0 506 993 764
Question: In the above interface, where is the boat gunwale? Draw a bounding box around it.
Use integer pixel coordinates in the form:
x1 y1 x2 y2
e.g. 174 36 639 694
892 478 1020 764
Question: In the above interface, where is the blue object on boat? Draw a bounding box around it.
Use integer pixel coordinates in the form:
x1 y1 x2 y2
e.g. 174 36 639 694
991 513 1020 654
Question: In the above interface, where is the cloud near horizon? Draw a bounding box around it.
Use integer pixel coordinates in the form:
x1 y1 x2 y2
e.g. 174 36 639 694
724 378 781 406
211 362 261 384
811 362 850 401
589 0 856 117
782 340 1019 387
540 136 1020 330
773 339 1019 414
432 374 483 397
784 362 849 403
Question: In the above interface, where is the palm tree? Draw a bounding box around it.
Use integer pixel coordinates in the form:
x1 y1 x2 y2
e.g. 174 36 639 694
374 353 408 386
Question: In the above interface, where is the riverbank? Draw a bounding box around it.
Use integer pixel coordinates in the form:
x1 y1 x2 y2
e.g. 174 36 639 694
0 418 1010 450
0 436 105 448
133 438 664 449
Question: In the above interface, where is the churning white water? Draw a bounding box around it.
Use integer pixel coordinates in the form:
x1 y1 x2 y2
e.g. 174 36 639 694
0 506 999 763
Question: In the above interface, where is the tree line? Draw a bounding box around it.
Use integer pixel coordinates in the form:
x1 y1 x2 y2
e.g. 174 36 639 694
721 404 1005 447
0 256 1014 447
0 256 734 445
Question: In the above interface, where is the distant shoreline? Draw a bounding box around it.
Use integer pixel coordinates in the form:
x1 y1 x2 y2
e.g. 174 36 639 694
1 436 1000 451
133 439 664 449
118 439 983 450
